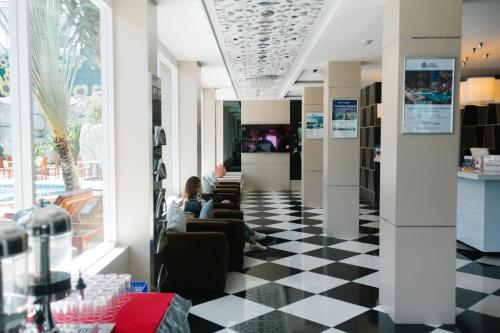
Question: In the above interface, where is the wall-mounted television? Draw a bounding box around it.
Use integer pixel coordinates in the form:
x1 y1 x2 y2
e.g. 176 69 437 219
241 124 291 153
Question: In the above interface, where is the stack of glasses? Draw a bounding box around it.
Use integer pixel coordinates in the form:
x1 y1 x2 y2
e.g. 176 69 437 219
47 273 132 325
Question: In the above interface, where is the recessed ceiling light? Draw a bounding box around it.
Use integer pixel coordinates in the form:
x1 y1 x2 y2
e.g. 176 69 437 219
471 47 476 54
478 42 484 49
361 39 374 45
484 53 490 60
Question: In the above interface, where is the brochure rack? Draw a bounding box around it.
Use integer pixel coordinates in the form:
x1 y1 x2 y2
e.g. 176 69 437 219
150 74 168 291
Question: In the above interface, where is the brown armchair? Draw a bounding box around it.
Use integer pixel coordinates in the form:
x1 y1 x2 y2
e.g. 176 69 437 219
161 221 230 293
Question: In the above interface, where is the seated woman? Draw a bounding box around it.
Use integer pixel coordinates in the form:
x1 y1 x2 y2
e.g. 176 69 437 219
182 176 267 251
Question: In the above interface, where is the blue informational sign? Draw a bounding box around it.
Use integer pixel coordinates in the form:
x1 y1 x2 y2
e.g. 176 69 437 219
331 99 358 138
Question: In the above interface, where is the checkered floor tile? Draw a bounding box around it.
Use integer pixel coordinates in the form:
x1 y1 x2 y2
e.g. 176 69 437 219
185 191 500 333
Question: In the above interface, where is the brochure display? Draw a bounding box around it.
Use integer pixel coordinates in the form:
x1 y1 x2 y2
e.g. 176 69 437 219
331 99 358 138
305 112 324 139
403 57 455 134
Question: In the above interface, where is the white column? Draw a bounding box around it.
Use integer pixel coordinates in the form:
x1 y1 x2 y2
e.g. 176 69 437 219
379 0 462 324
323 62 361 238
178 61 201 190
302 87 323 208
113 0 157 283
202 88 216 176
215 100 224 165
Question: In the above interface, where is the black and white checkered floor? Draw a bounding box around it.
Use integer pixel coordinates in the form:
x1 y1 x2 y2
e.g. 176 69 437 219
186 191 500 333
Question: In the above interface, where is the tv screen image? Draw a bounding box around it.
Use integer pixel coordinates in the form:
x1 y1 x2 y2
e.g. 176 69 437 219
241 124 291 153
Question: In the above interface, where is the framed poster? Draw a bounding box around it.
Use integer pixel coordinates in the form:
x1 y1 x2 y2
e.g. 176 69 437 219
331 99 358 138
403 57 455 134
305 112 324 139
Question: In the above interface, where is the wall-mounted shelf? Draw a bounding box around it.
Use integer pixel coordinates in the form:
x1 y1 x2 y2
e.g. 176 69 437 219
460 103 500 165
149 74 167 292
359 82 381 206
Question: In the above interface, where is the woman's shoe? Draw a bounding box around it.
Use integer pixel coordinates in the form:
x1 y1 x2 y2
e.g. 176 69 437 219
252 231 267 241
250 242 267 251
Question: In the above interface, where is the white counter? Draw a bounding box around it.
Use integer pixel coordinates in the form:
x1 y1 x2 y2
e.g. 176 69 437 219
457 171 500 181
457 171 500 252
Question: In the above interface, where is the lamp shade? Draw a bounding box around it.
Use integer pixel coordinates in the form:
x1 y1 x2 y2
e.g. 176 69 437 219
495 79 500 102
460 81 468 106
465 77 496 105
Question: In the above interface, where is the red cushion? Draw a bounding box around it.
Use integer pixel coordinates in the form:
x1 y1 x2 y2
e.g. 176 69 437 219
216 165 224 178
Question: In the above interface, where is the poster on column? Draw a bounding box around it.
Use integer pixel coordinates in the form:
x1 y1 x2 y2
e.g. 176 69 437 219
403 57 455 134
305 112 324 139
331 99 358 138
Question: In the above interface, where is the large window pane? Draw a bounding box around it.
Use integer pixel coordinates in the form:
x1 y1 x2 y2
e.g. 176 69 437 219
0 0 13 221
159 60 176 196
30 0 104 255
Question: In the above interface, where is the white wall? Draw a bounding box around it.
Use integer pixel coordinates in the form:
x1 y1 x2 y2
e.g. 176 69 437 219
178 61 201 191
241 100 290 191
113 0 157 283
202 88 216 176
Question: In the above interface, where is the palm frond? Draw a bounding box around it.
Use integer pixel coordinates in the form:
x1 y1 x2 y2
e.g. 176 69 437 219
29 0 100 137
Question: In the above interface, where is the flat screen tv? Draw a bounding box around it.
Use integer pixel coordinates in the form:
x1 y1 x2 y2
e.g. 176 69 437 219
241 124 291 153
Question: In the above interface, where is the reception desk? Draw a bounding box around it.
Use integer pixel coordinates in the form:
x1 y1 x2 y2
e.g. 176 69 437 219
457 171 500 252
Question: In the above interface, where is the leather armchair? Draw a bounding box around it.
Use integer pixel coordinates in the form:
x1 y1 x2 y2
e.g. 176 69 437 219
161 221 229 292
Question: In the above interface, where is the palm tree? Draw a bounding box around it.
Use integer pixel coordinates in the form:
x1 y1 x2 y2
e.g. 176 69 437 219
30 0 99 191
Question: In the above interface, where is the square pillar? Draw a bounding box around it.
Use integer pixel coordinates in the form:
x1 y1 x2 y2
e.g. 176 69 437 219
302 87 323 208
323 62 361 238
380 0 462 324
202 88 217 176
178 61 202 190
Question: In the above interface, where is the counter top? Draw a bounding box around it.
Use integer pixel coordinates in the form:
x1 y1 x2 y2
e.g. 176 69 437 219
457 171 500 180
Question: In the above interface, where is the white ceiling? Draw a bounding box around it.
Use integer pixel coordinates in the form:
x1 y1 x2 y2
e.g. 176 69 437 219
461 0 500 78
156 0 235 93
157 0 500 100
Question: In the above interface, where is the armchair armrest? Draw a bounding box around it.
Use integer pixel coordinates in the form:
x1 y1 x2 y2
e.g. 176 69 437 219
162 232 228 292
215 183 241 189
213 188 239 195
187 220 228 233
214 209 243 220
214 202 235 210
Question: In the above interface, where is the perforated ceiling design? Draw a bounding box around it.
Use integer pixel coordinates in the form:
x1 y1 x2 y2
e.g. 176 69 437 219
212 0 324 99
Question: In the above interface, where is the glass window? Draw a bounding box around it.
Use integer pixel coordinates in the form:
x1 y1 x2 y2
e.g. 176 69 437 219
30 0 105 256
159 59 178 196
0 0 13 221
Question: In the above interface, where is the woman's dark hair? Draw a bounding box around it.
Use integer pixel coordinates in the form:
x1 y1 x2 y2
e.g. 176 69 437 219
184 176 201 199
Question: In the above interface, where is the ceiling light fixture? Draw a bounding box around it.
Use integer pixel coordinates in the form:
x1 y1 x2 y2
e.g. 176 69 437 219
361 39 374 45
478 42 484 49
484 53 490 60
471 47 476 54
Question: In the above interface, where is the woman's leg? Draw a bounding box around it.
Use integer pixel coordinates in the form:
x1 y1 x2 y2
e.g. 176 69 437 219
243 224 253 242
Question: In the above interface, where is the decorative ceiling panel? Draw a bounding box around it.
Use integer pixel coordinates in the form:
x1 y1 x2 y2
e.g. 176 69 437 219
211 0 325 99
